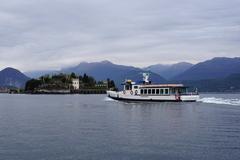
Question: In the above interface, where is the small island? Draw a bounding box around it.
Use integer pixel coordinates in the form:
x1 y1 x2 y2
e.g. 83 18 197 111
25 73 117 94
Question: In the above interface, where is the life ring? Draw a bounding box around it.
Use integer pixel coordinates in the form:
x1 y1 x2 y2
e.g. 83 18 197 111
130 91 133 95
135 90 138 95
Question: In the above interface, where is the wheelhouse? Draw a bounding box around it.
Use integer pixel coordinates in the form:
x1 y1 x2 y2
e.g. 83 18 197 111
123 80 136 91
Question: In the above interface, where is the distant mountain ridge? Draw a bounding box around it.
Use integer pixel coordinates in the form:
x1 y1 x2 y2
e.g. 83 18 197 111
5 57 240 91
180 73 240 92
0 67 30 88
62 60 167 89
144 64 170 75
174 57 240 80
144 62 193 79
25 70 60 78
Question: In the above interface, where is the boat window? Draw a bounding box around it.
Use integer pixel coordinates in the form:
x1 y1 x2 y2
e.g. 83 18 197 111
165 89 169 95
185 88 188 93
148 89 151 94
169 88 175 94
134 86 138 89
156 89 159 94
160 89 164 95
144 89 147 94
140 89 143 94
180 88 187 93
152 89 155 94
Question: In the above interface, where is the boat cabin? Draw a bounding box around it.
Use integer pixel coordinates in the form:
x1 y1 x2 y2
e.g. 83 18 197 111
138 84 188 95
122 73 188 96
123 82 188 96
107 73 199 102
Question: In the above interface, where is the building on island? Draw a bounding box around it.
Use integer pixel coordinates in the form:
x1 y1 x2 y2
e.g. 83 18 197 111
0 87 9 93
95 81 108 89
72 78 80 90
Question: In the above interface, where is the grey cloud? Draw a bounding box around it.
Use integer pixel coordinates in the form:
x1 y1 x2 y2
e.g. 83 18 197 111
0 0 239 71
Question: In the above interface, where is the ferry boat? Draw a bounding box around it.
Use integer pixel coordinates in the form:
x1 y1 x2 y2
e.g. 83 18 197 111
107 73 199 102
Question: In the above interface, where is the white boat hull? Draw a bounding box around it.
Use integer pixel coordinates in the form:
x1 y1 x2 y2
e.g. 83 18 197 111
107 91 199 102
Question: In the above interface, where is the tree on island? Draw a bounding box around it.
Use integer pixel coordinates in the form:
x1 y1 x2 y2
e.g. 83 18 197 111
82 73 96 87
70 72 77 79
107 78 117 90
25 79 42 91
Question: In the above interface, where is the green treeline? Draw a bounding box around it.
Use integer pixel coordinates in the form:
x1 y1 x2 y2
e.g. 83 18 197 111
25 73 116 93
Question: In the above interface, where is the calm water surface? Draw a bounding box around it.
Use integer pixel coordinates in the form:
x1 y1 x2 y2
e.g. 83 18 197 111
0 94 240 160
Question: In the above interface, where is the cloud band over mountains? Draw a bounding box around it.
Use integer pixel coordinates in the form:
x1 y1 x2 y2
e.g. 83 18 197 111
0 0 239 71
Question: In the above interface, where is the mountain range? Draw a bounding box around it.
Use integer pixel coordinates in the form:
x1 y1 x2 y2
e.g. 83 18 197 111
173 57 240 80
181 73 240 92
1 57 240 92
144 62 193 79
0 67 30 88
25 70 59 78
62 60 167 89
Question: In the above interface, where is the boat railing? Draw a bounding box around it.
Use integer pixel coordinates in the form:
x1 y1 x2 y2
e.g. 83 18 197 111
180 92 199 96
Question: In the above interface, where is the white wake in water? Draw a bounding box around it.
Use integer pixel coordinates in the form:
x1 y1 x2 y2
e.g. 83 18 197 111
104 97 116 102
198 97 240 106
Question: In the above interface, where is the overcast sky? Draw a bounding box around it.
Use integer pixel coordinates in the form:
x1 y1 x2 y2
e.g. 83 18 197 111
0 0 239 71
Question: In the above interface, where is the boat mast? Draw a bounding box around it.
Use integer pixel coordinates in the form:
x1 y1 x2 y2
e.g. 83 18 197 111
143 73 150 84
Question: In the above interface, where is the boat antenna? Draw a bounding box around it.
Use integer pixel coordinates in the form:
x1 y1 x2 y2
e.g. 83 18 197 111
143 72 150 83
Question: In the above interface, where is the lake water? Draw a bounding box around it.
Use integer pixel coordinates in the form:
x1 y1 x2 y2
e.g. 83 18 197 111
0 94 240 160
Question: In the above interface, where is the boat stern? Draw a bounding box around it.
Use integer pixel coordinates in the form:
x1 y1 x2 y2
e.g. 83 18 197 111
181 94 200 102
